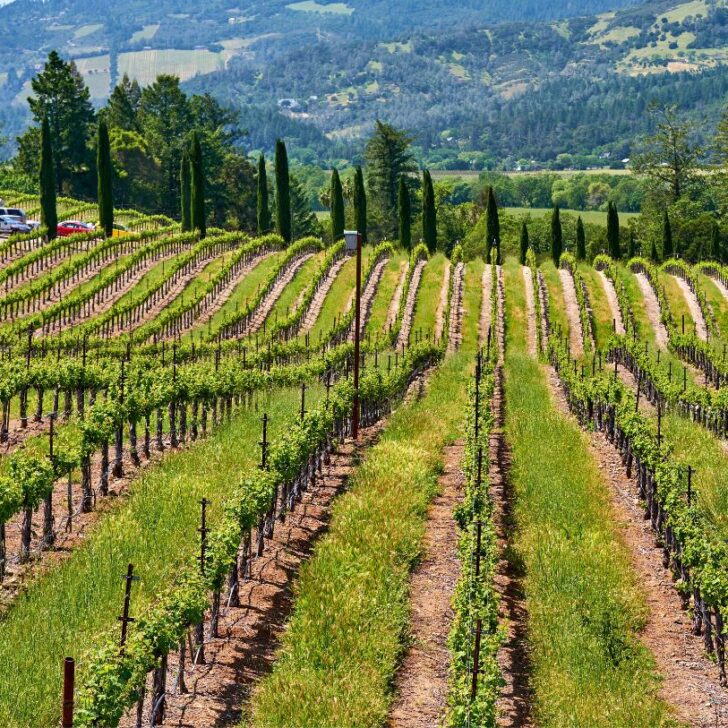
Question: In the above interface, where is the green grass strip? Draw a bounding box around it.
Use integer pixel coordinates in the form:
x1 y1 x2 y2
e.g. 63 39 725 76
502 258 676 728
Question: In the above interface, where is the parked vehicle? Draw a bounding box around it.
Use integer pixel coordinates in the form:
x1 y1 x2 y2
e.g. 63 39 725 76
57 220 95 237
0 215 31 234
26 220 41 230
112 223 130 237
0 207 27 223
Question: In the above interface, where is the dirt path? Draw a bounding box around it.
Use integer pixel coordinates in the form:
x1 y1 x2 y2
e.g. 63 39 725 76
447 262 464 353
244 255 313 337
673 275 708 341
599 271 625 335
480 264 493 346
635 273 669 350
558 268 584 358
385 262 409 333
397 260 426 350
434 261 452 342
300 256 349 334
522 267 537 358
348 256 389 343
545 368 728 728
388 442 464 728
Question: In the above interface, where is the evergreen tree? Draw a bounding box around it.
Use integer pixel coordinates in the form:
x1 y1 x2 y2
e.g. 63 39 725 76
291 175 320 239
190 132 206 239
422 169 437 254
256 154 270 235
275 139 291 243
398 175 412 250
651 240 660 262
576 216 586 261
628 229 637 259
39 116 57 241
330 167 345 242
180 149 191 232
710 222 721 262
607 201 621 259
96 119 114 238
354 166 368 245
551 205 563 267
519 222 529 266
106 74 141 132
485 186 500 264
364 120 416 237
662 210 673 260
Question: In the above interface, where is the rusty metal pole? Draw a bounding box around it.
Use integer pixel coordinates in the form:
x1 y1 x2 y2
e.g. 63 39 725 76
352 232 362 440
62 657 75 727
119 563 136 653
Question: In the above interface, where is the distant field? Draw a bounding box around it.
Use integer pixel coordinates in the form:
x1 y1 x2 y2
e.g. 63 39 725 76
504 207 639 224
287 1 354 14
130 24 160 43
430 169 632 181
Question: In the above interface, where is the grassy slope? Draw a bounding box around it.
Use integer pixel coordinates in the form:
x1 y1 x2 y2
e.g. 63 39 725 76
365 252 408 341
0 385 322 727
539 259 570 337
580 264 613 350
503 257 675 727
411 253 447 341
250 260 482 727
264 250 326 327
659 271 695 334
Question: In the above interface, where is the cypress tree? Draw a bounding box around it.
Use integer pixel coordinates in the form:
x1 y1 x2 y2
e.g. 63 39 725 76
628 229 637 259
651 240 659 263
39 116 57 240
190 132 206 239
662 211 673 260
330 167 345 242
710 222 720 262
485 186 500 264
275 139 291 243
398 175 411 250
576 216 586 261
97 119 113 238
551 205 563 267
257 154 271 235
354 165 367 244
180 150 191 232
519 221 529 266
607 202 621 259
422 169 437 254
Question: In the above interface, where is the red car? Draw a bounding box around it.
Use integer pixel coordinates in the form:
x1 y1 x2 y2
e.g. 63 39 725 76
57 220 95 237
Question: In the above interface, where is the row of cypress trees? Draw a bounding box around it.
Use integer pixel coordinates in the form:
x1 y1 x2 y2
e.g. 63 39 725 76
40 117 117 241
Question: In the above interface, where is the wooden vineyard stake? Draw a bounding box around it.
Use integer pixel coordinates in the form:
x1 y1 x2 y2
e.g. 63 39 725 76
61 657 74 727
119 563 138 654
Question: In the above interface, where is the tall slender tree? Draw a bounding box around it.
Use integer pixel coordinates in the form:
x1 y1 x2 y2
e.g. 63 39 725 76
485 186 500 264
275 139 291 243
651 240 659 262
330 168 345 242
190 132 206 239
710 222 721 262
607 201 621 259
398 175 411 250
180 149 191 232
551 205 563 267
97 119 114 238
576 216 586 261
628 229 637 259
519 221 529 266
422 169 437 254
354 166 368 245
662 210 673 260
39 116 57 240
257 154 271 235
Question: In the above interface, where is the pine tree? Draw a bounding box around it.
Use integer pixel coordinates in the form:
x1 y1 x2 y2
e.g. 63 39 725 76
330 168 345 242
662 210 673 260
576 216 586 261
422 169 437 254
180 150 191 232
398 175 411 250
106 74 141 132
519 222 529 266
257 154 270 235
485 186 500 264
39 116 57 240
96 119 114 238
607 202 621 259
190 132 206 239
628 229 637 259
354 166 368 245
275 139 291 243
290 175 320 239
551 205 563 267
